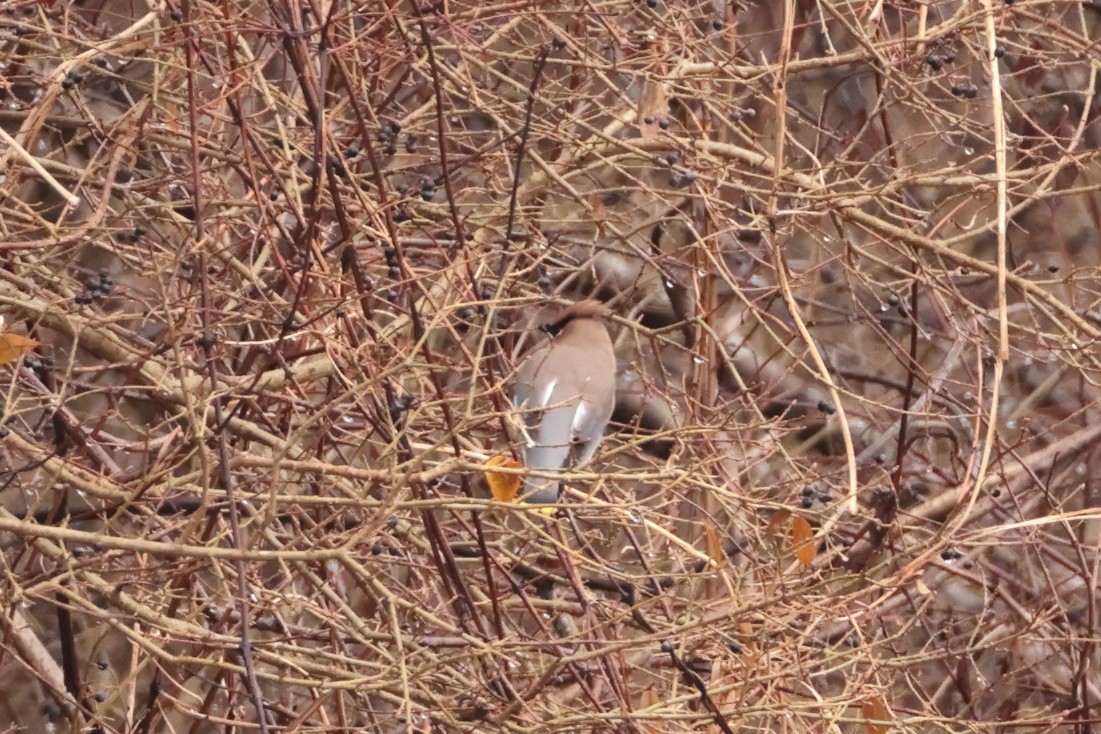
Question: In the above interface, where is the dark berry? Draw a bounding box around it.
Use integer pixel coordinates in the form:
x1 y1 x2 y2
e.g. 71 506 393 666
674 171 697 188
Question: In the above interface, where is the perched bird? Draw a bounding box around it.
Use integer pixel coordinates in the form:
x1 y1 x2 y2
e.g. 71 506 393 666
512 300 617 504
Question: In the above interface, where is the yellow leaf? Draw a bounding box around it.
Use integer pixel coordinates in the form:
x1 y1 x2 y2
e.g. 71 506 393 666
524 503 557 516
704 522 725 564
485 455 522 503
791 516 816 566
862 695 891 734
0 333 37 366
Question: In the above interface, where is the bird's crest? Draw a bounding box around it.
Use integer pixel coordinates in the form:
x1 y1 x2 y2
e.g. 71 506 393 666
540 299 607 337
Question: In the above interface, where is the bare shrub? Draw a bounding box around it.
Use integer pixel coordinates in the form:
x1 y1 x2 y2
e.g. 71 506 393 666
2 0 1101 732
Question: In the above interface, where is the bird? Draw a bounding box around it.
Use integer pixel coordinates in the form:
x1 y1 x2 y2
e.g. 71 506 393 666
512 299 617 505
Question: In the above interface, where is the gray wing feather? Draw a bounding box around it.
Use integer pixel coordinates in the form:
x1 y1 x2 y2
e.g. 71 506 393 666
519 405 576 505
511 323 615 504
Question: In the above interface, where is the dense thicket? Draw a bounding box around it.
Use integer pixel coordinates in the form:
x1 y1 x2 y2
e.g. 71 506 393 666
2 1 1101 732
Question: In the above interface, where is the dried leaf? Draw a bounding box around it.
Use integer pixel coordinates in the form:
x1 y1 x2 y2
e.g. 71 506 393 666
0 333 37 366
765 509 792 540
638 688 663 734
637 78 667 140
791 516 816 566
485 455 522 502
862 695 891 734
704 522 725 564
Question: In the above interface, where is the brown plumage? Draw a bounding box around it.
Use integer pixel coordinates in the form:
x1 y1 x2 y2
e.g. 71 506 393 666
512 300 617 504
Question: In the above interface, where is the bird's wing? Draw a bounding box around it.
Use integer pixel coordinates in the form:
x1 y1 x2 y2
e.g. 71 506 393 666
525 404 576 470
570 392 595 441
512 345 551 409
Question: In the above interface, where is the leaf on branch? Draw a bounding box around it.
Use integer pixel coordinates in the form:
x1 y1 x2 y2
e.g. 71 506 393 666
704 521 725 564
765 509 792 540
0 333 37 366
862 695 891 734
791 516 816 566
638 77 668 140
485 455 522 502
638 688 664 734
